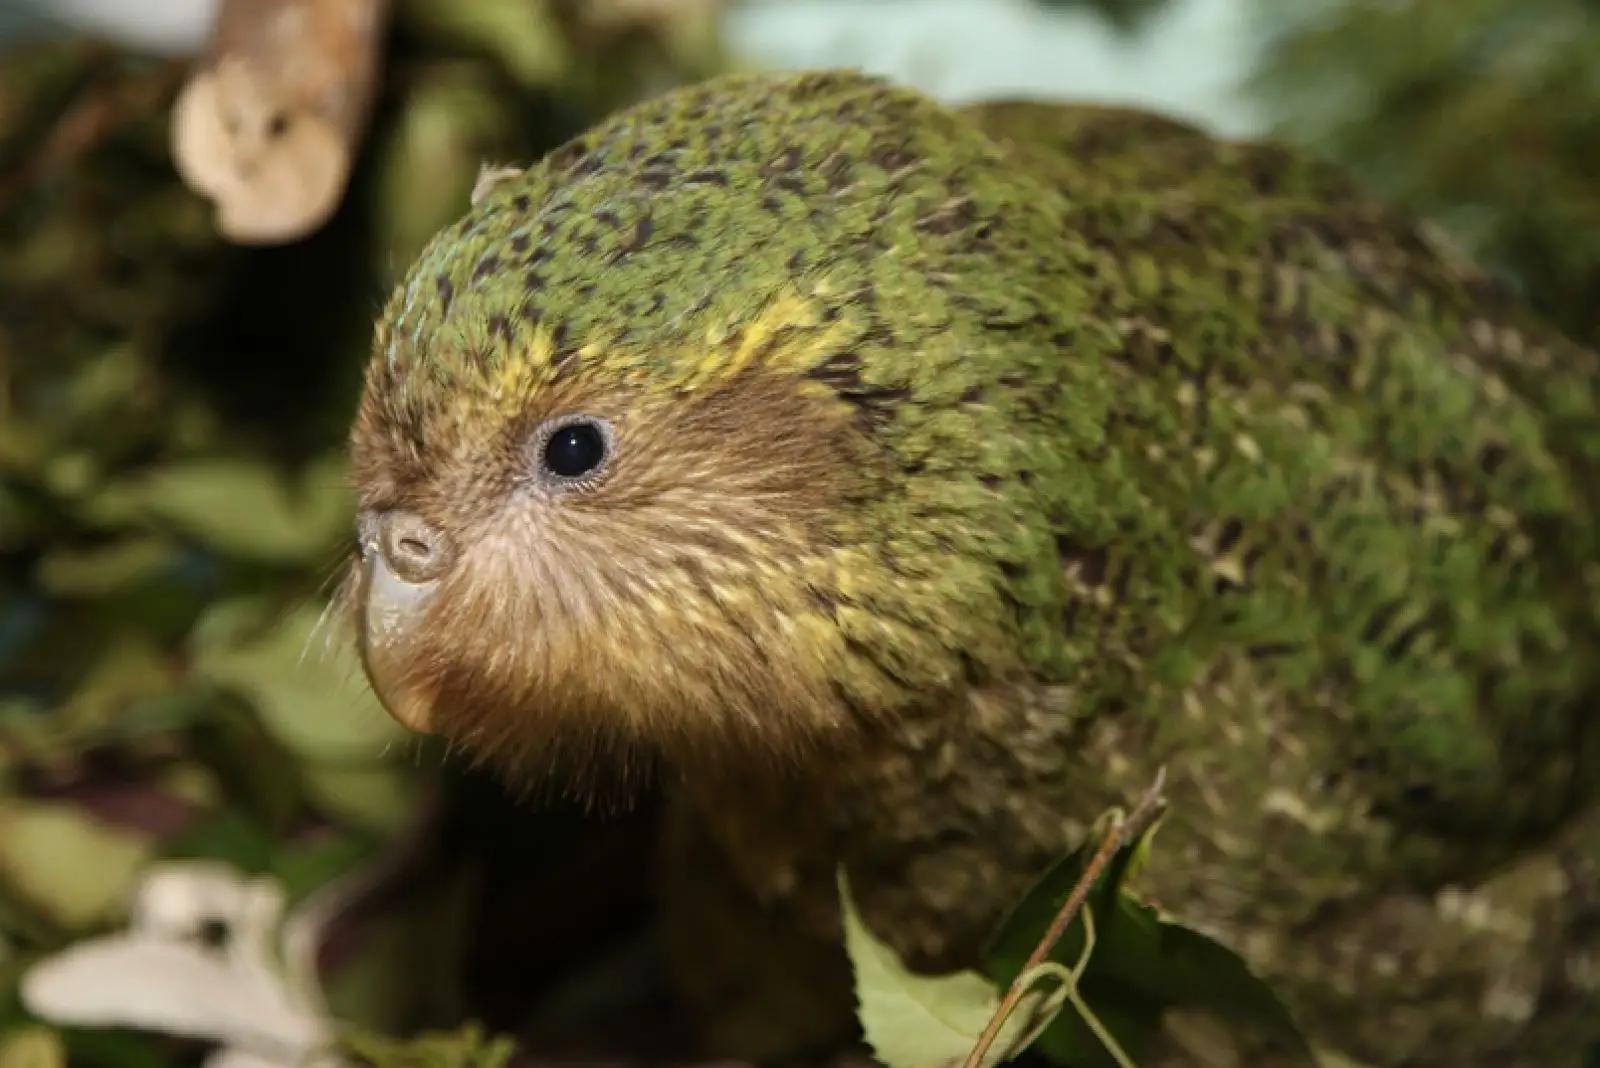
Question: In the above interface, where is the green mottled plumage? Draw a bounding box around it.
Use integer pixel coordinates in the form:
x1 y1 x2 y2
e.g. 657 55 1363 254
356 72 1600 1065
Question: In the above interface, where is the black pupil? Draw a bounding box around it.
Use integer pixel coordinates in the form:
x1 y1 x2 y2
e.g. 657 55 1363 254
544 423 606 478
197 917 231 949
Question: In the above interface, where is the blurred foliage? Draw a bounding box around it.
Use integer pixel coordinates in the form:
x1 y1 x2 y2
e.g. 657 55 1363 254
0 2 719 1063
341 1024 517 1068
0 1025 65 1068
1036 0 1176 33
1256 0 1600 348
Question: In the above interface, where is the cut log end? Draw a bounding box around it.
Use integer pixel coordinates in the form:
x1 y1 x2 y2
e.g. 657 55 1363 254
172 62 348 245
171 0 388 245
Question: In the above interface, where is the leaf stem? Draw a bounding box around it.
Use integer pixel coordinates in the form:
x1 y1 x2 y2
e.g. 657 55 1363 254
960 767 1168 1068
1062 907 1137 1068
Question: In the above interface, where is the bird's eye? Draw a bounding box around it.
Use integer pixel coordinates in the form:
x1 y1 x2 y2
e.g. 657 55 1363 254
195 916 231 950
543 419 608 480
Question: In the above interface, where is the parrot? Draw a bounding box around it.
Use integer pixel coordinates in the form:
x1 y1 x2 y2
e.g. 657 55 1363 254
345 69 1600 1066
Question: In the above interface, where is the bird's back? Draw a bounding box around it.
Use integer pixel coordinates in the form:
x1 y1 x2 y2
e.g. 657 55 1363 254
959 99 1600 841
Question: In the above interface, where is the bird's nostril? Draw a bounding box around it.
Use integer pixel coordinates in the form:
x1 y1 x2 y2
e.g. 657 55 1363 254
375 510 454 584
397 536 431 561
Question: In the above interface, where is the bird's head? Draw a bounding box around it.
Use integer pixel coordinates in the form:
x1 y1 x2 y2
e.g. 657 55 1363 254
347 70 1070 784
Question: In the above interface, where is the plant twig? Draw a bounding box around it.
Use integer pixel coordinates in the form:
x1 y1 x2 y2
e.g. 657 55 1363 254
960 767 1168 1068
1061 906 1137 1068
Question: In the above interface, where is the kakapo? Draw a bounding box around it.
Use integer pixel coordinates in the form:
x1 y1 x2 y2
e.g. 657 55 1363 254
347 70 1600 1065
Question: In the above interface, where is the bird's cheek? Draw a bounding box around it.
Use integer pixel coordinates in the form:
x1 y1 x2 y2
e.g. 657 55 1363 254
356 549 442 735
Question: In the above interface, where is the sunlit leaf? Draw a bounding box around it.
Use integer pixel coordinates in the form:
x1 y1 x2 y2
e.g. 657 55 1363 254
90 456 351 566
0 801 153 931
0 1025 66 1068
190 600 404 765
300 766 413 836
842 872 1057 1068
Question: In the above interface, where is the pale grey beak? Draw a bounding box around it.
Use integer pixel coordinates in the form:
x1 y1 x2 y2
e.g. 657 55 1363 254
355 509 454 734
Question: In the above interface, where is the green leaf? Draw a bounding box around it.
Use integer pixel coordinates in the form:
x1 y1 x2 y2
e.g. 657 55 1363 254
190 599 405 764
164 810 279 875
0 1026 65 1068
301 764 414 834
842 872 1059 1068
339 1022 516 1068
0 802 153 931
56 1028 186 1068
398 0 571 89
272 833 381 903
45 638 178 739
983 818 1311 1067
90 455 351 565
32 538 176 599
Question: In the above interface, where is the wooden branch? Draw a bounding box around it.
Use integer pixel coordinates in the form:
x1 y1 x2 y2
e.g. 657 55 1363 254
171 0 390 244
